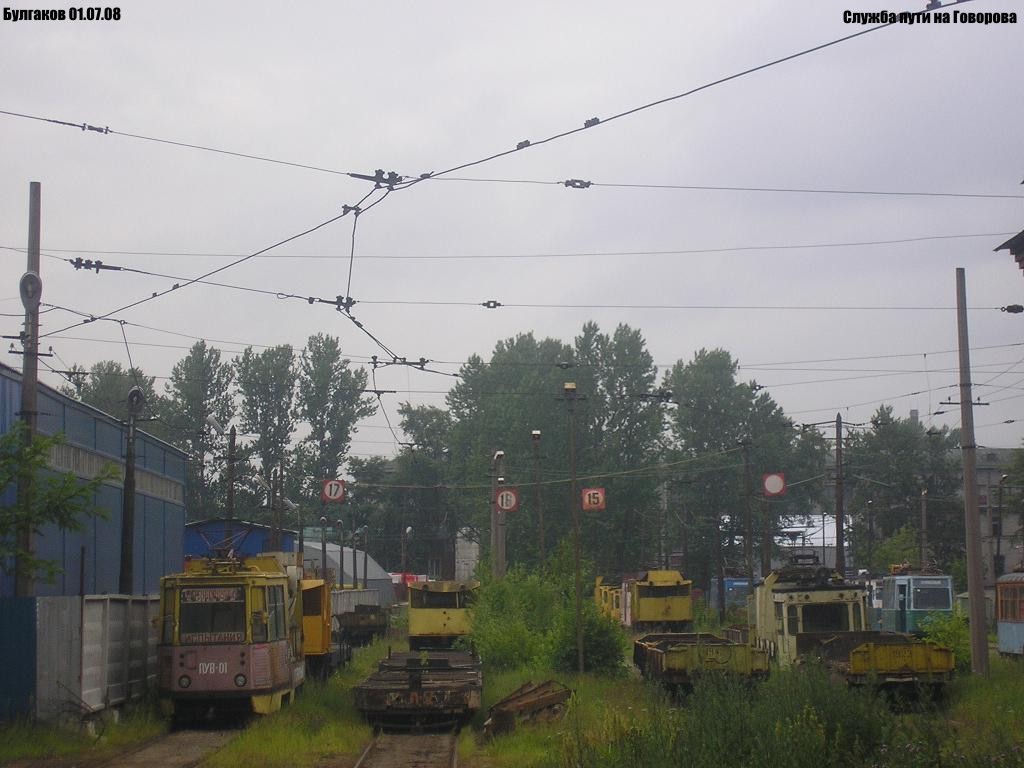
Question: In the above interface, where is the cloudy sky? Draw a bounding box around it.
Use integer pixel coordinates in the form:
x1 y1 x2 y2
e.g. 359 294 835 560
2 0 1022 462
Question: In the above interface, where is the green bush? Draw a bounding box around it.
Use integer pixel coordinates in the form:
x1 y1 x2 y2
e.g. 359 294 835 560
545 598 629 675
468 567 564 669
920 607 970 671
469 556 628 674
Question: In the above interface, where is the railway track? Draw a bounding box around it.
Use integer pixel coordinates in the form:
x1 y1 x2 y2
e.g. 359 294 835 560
93 727 236 768
353 731 458 768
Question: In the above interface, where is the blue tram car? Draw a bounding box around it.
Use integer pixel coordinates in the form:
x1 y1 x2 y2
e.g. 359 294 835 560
879 572 953 634
997 571 1024 657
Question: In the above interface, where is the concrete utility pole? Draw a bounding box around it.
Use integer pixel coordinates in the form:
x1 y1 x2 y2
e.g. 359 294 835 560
15 182 41 598
319 516 328 583
956 267 988 675
118 386 144 595
835 413 845 575
490 450 506 578
564 382 583 674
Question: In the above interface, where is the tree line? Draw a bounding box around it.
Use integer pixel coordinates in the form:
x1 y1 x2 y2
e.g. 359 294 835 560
59 321 972 583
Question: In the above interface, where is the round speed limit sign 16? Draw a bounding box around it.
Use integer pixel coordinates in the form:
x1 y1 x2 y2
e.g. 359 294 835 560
495 487 520 513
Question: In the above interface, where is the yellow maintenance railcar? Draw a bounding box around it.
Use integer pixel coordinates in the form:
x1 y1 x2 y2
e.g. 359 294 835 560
748 554 954 689
407 580 479 650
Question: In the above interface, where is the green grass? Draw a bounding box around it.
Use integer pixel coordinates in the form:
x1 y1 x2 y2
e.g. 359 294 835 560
204 637 398 768
0 699 165 762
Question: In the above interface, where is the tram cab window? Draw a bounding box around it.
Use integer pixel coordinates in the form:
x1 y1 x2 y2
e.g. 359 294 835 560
178 585 246 643
267 585 286 641
774 602 784 633
412 589 458 609
853 600 863 630
801 602 850 633
251 586 267 642
303 586 322 616
787 604 799 635
911 579 951 610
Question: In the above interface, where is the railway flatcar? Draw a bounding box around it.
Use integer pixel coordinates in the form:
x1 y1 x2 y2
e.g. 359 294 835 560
879 567 954 634
997 570 1024 657
353 648 483 728
748 554 953 689
633 632 769 690
355 580 482 728
157 553 306 719
407 579 478 650
623 570 694 632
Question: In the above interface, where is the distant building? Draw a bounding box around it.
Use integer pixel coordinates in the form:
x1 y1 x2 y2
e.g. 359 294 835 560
454 528 479 581
0 363 187 597
976 448 1021 583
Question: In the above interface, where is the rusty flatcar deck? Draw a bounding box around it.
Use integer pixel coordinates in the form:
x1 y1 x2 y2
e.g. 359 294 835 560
354 650 482 728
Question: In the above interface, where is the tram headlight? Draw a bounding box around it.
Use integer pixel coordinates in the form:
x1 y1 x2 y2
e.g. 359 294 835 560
234 674 247 688
178 675 191 689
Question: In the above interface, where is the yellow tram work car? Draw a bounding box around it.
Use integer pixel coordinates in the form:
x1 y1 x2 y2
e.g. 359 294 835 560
623 570 694 632
407 580 479 650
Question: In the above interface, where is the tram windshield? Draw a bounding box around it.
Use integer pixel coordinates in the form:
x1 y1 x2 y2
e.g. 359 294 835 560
178 586 246 643
801 602 851 632
912 579 951 610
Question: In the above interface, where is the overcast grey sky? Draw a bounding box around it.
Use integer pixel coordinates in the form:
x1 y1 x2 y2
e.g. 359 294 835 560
2 0 1022 462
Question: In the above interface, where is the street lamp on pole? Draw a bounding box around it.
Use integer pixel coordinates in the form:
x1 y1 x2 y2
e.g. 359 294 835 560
402 526 413 574
319 516 328 584
866 500 874 569
206 415 236 524
282 497 301 565
531 430 544 566
336 519 345 588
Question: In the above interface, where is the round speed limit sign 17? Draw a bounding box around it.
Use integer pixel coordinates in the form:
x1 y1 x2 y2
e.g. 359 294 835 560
321 478 347 503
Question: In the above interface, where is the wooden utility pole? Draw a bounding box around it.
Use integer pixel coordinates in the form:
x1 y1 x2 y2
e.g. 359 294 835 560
920 490 928 568
760 495 772 577
835 413 845 575
956 268 988 674
564 382 583 674
118 386 144 595
741 442 755 591
15 182 42 598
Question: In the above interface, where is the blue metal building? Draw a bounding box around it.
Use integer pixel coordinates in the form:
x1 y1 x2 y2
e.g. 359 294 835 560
0 363 187 597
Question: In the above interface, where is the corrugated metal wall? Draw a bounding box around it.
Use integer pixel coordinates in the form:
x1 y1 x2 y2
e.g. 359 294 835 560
0 365 187 598
0 596 159 720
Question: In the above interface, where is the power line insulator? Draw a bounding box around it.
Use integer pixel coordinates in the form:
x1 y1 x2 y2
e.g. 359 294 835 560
482 300 502 309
